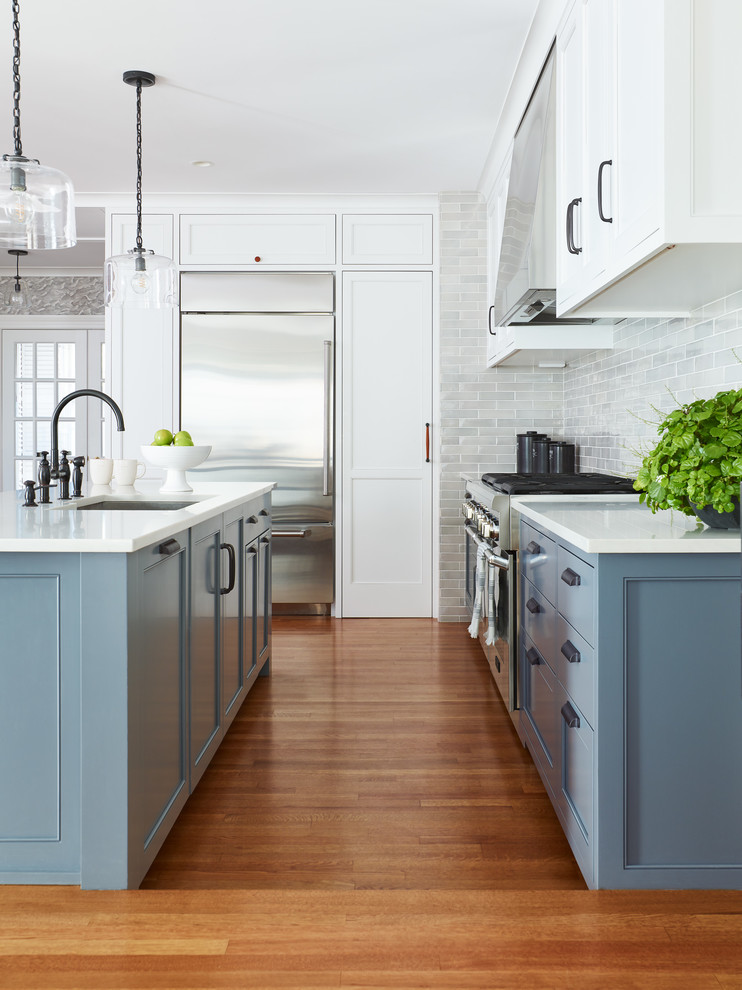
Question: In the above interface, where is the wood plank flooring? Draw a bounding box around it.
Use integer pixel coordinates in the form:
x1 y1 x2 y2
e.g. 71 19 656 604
143 616 585 890
1 617 741 989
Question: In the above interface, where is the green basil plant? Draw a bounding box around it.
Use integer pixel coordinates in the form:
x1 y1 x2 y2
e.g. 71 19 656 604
634 387 742 516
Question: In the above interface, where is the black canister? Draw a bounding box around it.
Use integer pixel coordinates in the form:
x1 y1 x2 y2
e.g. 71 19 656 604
516 431 547 473
532 437 551 473
549 441 576 474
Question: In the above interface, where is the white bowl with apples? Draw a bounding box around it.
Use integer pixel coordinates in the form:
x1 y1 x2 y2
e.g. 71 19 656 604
141 429 211 492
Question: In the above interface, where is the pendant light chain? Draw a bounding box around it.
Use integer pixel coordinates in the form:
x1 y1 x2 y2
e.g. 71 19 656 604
135 78 143 251
11 0 21 157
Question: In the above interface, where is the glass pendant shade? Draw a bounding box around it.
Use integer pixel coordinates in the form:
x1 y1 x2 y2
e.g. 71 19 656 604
0 156 75 249
7 275 26 310
104 247 178 309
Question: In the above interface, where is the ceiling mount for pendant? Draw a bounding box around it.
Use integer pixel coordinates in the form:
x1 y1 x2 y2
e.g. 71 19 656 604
0 0 76 249
104 69 178 310
6 246 27 310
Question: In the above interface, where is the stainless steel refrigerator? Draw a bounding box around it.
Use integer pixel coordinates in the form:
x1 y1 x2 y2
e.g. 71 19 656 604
180 272 334 611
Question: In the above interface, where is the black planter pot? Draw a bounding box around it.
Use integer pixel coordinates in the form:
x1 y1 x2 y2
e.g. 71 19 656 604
689 498 741 529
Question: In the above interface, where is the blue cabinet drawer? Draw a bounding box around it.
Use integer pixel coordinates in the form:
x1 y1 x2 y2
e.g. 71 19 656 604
555 614 595 729
557 545 595 645
560 694 594 868
521 579 555 666
521 522 557 605
521 631 560 785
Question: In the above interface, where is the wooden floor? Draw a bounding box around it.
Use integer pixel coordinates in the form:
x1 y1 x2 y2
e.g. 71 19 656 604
1 617 741 989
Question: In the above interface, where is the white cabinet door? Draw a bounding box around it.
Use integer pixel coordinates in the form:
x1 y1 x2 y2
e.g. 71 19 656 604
342 215 433 264
556 2 588 309
583 0 614 286
341 272 433 617
179 215 336 266
611 0 662 263
108 214 176 467
486 147 515 366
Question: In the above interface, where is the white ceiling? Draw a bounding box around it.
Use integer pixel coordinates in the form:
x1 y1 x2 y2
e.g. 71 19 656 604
0 0 539 272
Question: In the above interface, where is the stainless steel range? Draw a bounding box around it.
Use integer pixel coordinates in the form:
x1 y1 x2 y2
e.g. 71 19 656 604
463 472 636 727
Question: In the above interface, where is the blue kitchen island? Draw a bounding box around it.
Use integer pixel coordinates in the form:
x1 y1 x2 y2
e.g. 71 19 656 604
0 482 273 889
513 496 742 890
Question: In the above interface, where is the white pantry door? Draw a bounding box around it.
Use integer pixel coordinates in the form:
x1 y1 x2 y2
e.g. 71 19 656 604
341 271 433 617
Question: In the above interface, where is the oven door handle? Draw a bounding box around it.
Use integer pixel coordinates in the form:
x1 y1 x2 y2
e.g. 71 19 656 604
466 523 509 569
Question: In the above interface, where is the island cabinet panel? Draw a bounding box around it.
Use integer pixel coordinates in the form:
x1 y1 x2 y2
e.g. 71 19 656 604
0 556 81 883
519 517 742 889
621 573 742 870
127 536 189 885
189 519 223 789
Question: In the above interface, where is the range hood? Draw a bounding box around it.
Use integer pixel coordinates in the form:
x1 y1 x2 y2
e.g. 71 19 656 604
494 47 592 327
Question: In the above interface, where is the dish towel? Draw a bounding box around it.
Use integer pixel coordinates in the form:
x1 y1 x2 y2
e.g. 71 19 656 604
468 544 487 638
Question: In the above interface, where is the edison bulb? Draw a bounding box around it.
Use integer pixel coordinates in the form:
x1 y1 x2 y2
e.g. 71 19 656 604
130 270 150 295
3 189 34 227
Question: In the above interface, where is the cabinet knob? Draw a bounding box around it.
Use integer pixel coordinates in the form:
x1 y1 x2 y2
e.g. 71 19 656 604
525 598 541 615
526 540 541 555
560 640 581 664
254 256 261 263
561 702 580 729
158 538 181 556
526 646 541 666
561 567 581 587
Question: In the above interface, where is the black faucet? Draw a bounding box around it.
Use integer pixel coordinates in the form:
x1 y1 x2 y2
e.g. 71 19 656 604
50 389 125 483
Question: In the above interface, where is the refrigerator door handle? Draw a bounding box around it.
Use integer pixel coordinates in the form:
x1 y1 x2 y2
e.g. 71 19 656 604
323 339 333 497
273 529 312 539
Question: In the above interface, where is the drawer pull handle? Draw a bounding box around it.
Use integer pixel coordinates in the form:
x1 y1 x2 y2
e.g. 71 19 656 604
561 567 581 587
561 702 580 729
525 598 541 614
526 647 541 666
158 538 181 556
526 540 541 555
560 640 581 664
246 515 258 524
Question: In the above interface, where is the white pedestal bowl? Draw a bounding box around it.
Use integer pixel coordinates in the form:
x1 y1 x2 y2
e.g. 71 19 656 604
140 445 211 493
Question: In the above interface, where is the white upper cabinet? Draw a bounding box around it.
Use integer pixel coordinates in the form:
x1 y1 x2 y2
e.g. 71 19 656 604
342 214 433 264
556 0 742 319
179 214 336 266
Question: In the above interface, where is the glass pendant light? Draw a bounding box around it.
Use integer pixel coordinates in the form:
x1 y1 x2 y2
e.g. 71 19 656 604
104 71 177 309
6 247 26 309
0 0 75 249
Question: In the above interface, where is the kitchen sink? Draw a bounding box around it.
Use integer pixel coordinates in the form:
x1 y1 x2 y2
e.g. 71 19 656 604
75 499 198 511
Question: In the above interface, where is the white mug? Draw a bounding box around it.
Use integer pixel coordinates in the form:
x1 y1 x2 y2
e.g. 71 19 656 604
113 458 146 486
88 457 114 485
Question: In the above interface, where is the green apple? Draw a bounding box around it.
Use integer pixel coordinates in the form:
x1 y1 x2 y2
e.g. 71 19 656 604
152 428 174 446
173 430 194 446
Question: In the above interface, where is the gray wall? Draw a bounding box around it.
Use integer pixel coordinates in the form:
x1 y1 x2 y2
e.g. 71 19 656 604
0 276 102 315
564 296 742 475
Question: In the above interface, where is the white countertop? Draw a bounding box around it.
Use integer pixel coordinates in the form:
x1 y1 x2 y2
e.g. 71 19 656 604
512 494 741 554
0 481 275 553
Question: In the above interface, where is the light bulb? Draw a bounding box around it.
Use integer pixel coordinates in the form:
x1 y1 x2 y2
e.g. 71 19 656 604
130 270 150 295
4 189 34 226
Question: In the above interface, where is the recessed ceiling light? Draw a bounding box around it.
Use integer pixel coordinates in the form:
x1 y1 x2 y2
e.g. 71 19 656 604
191 160 214 168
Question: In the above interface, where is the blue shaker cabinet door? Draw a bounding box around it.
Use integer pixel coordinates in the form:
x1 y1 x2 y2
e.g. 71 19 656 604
221 512 244 723
189 519 223 789
0 555 81 883
128 535 189 885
